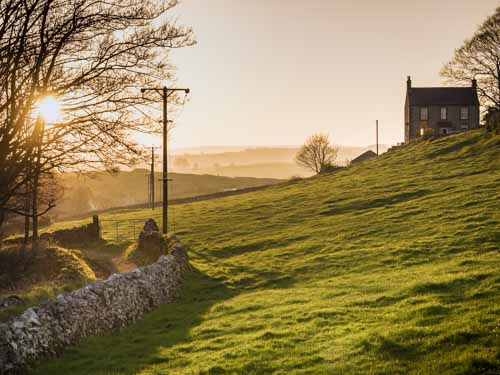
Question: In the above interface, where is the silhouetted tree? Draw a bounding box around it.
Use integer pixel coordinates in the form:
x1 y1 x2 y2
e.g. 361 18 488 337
441 7 500 111
0 0 195 235
295 133 338 174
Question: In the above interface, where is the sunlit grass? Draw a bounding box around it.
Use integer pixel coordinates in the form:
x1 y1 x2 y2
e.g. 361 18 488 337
36 130 500 374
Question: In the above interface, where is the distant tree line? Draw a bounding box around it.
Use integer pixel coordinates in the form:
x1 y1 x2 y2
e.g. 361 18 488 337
0 0 195 247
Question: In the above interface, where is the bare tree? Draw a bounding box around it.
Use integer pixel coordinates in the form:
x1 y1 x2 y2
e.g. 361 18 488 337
0 0 195 235
441 7 500 111
295 133 338 174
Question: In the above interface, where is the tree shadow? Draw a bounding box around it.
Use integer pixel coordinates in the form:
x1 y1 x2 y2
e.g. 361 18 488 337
427 134 482 159
320 190 429 216
208 235 310 259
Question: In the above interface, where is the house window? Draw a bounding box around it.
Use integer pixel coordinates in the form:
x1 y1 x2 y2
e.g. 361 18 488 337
440 107 447 120
461 123 469 131
460 106 469 120
420 107 428 121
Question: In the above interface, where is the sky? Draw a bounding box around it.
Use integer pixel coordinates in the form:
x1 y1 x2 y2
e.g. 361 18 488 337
143 0 498 149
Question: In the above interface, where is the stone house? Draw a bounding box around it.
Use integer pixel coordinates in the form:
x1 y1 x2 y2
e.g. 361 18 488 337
404 76 480 143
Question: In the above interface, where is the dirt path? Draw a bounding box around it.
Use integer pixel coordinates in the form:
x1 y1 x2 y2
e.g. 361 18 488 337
80 242 138 279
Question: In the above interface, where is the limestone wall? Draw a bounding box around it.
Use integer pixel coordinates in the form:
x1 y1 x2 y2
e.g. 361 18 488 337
0 241 189 374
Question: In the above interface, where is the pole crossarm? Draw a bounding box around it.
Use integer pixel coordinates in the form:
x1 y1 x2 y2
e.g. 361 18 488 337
141 87 190 96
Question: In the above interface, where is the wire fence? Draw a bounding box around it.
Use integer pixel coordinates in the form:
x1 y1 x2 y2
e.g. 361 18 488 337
100 215 164 241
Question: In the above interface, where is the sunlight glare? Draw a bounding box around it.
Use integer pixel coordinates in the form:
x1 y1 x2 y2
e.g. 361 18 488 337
37 96 62 123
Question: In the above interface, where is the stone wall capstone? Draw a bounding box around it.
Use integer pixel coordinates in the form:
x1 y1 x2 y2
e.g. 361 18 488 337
0 240 189 374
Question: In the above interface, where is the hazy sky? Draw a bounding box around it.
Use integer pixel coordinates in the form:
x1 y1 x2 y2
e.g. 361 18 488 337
149 0 498 149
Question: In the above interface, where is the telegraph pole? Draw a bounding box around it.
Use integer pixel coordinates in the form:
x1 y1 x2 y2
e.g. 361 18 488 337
376 120 379 155
151 146 155 210
149 146 160 210
141 86 190 234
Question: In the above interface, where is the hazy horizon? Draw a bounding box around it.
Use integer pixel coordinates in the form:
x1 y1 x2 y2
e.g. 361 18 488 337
133 0 498 150
171 142 390 152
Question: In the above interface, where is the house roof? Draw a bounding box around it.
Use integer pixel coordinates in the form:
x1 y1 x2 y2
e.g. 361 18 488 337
351 150 377 164
408 87 479 106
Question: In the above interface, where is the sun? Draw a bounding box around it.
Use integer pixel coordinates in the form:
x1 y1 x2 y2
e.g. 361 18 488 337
36 95 62 123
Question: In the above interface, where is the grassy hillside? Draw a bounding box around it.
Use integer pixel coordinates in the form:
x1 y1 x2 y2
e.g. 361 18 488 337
36 131 499 374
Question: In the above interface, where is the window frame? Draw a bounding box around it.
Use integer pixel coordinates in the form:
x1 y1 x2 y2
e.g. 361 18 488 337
420 107 429 121
440 106 447 120
460 106 469 120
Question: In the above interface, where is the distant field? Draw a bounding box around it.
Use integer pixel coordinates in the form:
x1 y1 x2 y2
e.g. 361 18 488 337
37 130 500 374
44 172 282 220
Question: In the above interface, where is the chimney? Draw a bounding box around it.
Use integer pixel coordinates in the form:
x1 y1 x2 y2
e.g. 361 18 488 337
407 76 412 90
472 78 477 89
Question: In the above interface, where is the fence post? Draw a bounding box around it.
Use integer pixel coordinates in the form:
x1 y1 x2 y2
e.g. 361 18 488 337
115 221 118 241
93 215 100 238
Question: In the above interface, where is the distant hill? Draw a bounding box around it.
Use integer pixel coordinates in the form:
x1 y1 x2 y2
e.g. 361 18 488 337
51 171 280 219
171 145 390 178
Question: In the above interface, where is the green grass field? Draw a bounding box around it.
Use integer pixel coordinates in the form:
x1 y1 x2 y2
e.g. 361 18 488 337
35 130 500 374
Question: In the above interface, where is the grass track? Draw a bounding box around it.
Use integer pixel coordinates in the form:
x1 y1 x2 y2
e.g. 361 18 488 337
36 130 500 374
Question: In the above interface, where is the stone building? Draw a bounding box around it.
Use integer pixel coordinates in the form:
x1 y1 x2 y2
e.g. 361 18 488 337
404 76 480 143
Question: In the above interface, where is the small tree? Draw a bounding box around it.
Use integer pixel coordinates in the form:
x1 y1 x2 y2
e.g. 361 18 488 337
295 133 338 174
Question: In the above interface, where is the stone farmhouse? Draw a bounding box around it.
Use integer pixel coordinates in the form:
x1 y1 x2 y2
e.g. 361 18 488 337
404 76 480 143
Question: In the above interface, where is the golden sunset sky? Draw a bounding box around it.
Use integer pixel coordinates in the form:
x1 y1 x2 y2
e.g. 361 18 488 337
147 0 498 149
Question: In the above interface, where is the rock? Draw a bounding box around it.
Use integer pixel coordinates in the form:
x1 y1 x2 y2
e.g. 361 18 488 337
143 218 159 233
12 320 24 329
169 244 190 273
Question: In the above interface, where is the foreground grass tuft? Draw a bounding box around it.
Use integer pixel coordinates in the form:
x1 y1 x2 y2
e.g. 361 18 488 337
36 131 500 374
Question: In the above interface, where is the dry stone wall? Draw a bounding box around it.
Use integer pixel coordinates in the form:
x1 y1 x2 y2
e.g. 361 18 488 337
0 240 189 374
41 215 101 248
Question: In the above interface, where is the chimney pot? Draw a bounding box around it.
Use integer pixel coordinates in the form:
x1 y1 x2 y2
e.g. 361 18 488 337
472 78 477 89
407 76 412 90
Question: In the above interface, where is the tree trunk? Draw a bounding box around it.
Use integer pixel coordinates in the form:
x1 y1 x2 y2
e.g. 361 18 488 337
24 169 31 245
497 62 500 110
31 117 44 252
0 208 5 230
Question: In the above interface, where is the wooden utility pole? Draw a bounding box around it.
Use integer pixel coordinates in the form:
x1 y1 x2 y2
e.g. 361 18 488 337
376 120 379 155
141 86 190 234
149 146 160 210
